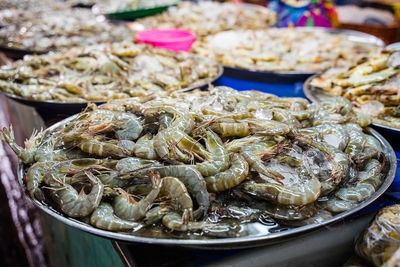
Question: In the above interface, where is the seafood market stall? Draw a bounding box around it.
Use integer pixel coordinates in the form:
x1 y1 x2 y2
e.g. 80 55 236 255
0 1 399 266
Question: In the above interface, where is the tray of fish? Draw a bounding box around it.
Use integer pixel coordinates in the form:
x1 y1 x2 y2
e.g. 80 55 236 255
304 48 400 134
2 86 396 249
0 42 222 115
192 27 385 83
131 2 277 37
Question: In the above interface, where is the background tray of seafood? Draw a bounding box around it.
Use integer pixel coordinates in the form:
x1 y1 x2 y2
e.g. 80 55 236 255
130 2 277 37
0 42 222 116
6 87 396 249
0 8 134 59
192 28 385 83
303 49 400 133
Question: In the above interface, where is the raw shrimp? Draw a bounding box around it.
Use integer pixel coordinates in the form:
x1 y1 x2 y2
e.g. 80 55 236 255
42 158 115 187
145 106 194 133
241 141 281 180
133 133 159 160
299 124 349 151
98 171 131 188
345 123 366 159
0 126 84 164
242 166 321 206
153 129 210 163
78 136 134 158
113 173 162 221
52 171 104 218
335 159 383 202
160 176 194 223
115 157 160 173
225 136 265 153
132 165 210 219
353 134 382 164
296 135 350 195
115 112 143 141
193 130 229 177
25 161 56 200
90 203 142 231
263 203 318 221
210 119 290 137
271 108 302 130
205 153 249 192
149 106 204 161
162 212 237 237
144 206 170 225
324 198 357 213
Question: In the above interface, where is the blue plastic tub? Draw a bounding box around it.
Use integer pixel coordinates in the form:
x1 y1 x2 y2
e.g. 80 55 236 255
214 76 306 98
214 66 312 98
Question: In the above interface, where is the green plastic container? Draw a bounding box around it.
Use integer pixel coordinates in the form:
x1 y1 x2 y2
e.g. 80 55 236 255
107 1 179 20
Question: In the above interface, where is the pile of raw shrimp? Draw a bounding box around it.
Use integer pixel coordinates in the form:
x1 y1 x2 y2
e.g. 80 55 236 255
0 86 388 238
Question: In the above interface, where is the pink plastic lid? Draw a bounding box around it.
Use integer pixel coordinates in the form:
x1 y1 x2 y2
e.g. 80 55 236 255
136 29 196 52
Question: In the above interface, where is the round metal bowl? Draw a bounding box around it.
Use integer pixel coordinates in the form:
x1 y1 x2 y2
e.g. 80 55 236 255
17 113 397 249
303 74 400 137
221 28 385 84
0 62 223 119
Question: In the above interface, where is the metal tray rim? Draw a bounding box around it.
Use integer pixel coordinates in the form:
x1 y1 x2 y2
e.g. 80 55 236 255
17 115 397 249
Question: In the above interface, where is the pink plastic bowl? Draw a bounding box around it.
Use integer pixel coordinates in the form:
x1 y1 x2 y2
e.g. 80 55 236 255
136 29 196 52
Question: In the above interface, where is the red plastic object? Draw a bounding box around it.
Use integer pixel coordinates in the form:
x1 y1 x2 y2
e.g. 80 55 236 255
136 29 196 52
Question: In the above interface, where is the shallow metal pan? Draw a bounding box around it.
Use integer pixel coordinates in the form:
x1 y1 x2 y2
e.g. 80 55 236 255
221 28 385 83
16 113 397 249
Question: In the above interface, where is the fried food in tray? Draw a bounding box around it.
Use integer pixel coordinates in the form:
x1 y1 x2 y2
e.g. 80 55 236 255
310 50 400 128
0 42 220 102
0 86 391 239
192 28 380 72
0 8 133 53
132 1 277 36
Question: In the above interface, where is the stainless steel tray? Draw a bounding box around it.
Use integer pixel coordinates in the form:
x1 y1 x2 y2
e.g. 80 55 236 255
303 74 400 135
17 114 397 249
222 28 385 83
